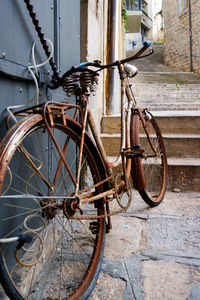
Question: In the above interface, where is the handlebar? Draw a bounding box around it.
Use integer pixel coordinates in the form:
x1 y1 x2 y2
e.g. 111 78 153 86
50 40 153 88
81 40 152 68
65 40 152 73
120 40 153 64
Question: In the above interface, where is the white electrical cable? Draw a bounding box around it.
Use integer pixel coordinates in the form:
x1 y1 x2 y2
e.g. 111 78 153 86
0 237 19 243
7 39 54 122
24 214 45 232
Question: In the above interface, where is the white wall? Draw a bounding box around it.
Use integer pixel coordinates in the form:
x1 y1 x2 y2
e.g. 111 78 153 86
126 33 143 51
82 0 107 131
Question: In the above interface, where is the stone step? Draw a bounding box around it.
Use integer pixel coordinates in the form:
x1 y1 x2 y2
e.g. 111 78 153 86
131 72 200 84
135 95 200 102
101 111 200 135
100 133 200 158
129 81 200 110
135 103 200 111
167 158 200 192
133 84 200 94
129 101 200 111
126 43 173 73
134 87 200 94
107 156 200 192
122 42 200 192
133 84 200 99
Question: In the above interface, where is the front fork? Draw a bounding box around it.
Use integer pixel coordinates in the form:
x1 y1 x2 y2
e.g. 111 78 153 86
136 108 160 157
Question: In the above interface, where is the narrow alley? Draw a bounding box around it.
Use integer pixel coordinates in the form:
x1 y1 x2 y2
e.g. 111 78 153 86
0 1 199 300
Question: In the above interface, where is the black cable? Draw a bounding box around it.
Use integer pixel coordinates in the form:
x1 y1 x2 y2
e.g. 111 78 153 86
23 0 61 87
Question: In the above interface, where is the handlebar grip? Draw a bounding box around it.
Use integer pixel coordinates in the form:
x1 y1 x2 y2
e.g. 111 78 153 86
135 40 152 57
58 40 153 86
143 40 151 48
120 40 153 64
79 62 90 67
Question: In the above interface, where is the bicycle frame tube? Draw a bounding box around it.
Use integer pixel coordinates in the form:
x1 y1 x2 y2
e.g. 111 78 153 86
87 110 109 168
109 76 127 168
137 109 160 157
107 64 134 171
86 64 135 173
125 80 135 151
75 95 89 195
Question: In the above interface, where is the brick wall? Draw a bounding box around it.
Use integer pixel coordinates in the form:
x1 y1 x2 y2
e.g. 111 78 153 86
163 0 200 74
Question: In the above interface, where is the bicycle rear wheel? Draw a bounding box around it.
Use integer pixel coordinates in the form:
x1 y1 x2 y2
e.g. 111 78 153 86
131 110 167 206
0 114 107 300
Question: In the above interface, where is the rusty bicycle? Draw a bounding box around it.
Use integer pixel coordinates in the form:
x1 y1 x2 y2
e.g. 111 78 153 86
0 40 167 300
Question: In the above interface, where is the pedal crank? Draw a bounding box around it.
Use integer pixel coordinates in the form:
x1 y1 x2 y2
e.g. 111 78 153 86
89 221 98 234
123 144 144 158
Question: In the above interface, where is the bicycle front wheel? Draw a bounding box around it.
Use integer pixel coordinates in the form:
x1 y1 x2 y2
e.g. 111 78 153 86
131 110 167 206
0 114 107 300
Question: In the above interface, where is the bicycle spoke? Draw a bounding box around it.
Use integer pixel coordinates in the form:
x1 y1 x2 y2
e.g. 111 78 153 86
17 144 52 189
52 134 71 188
0 115 106 299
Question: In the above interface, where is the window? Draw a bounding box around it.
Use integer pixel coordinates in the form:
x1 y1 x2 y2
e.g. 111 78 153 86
125 0 140 11
141 0 147 12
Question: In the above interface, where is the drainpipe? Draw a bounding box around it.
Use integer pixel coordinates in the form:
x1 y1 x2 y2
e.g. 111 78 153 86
106 0 117 114
188 0 193 72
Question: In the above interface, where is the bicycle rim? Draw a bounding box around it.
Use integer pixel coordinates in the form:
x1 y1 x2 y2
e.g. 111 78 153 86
131 111 168 206
0 114 107 299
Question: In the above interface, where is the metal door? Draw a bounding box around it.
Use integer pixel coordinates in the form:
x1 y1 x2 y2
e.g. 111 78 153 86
0 0 81 276
0 0 81 139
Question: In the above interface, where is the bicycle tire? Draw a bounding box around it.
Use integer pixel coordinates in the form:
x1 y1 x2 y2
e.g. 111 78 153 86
0 114 108 300
131 111 167 207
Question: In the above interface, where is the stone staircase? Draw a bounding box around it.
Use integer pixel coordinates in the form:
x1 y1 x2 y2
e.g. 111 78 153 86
101 43 200 192
132 74 200 111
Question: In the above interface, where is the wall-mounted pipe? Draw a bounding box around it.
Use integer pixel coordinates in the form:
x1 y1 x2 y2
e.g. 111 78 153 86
188 0 193 72
106 0 117 114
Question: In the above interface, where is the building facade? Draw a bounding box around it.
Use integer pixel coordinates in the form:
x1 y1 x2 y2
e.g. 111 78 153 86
152 0 164 42
124 0 153 51
163 0 200 74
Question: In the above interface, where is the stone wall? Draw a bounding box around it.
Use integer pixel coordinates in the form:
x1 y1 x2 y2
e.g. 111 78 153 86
163 0 200 74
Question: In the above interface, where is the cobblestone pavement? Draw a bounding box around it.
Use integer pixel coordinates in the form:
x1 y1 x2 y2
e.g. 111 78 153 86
89 191 200 300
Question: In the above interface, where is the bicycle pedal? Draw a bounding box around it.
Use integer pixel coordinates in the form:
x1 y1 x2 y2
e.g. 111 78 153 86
123 145 144 158
132 144 141 150
89 221 98 234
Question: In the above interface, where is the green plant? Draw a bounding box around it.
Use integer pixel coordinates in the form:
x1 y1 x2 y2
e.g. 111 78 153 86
122 0 128 32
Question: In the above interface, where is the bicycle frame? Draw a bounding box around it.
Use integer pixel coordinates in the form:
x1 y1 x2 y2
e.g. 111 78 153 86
6 43 154 224
7 69 134 223
0 30 169 299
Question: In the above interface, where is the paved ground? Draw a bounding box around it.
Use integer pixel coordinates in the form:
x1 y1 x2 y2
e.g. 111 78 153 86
89 191 200 300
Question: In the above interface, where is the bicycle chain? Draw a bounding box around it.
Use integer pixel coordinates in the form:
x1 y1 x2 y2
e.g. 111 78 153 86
64 203 129 221
23 0 60 86
65 170 132 221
